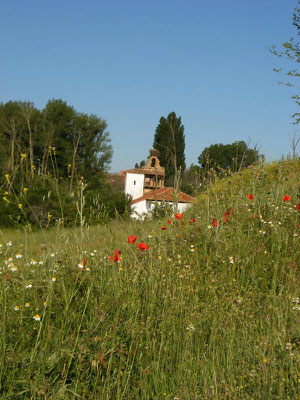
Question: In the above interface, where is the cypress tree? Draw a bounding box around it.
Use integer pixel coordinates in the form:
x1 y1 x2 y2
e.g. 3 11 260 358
153 111 186 181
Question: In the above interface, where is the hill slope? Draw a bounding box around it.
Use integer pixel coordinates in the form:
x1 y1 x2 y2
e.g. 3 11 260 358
0 160 299 399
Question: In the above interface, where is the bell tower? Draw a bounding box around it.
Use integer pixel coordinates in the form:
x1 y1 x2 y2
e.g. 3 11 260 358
141 149 165 193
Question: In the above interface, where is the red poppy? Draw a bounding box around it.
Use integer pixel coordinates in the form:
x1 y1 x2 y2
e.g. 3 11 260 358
4 273 11 282
127 235 137 244
162 226 167 230
223 217 229 223
247 194 254 201
82 257 88 266
167 219 172 224
190 217 195 223
138 242 149 251
110 249 121 262
224 209 231 218
296 204 300 210
283 195 291 202
251 214 258 219
213 218 218 227
174 213 183 220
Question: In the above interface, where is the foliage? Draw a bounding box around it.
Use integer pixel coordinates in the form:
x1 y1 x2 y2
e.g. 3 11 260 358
0 159 299 398
0 99 131 228
150 200 174 219
0 99 112 181
180 164 202 196
198 140 259 172
134 160 145 169
0 172 130 228
268 2 300 124
153 112 186 182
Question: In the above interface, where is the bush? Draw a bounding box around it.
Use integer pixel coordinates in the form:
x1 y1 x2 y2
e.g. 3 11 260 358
151 200 174 219
0 173 131 228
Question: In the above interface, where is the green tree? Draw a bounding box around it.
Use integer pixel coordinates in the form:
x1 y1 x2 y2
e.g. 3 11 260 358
42 99 112 182
69 112 112 191
0 99 120 228
134 160 145 168
181 164 201 196
42 99 77 175
0 101 25 174
198 141 259 172
0 101 44 186
153 112 186 182
268 2 300 124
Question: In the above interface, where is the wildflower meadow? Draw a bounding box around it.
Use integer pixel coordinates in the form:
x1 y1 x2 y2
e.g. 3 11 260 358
0 160 299 399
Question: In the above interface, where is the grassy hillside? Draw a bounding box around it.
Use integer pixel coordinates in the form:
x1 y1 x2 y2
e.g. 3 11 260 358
0 160 299 399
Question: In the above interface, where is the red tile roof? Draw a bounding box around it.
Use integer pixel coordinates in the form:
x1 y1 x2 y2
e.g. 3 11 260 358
120 168 164 175
131 187 195 205
120 168 144 174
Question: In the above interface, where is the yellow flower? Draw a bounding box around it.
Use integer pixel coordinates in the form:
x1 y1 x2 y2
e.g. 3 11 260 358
263 358 267 363
51 277 56 282
21 153 26 160
18 203 23 209
23 188 28 194
3 196 8 202
49 146 56 154
25 302 30 307
14 305 20 311
5 174 9 181
33 314 41 321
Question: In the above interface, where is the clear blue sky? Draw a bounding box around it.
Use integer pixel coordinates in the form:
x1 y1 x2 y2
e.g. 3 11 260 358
0 0 298 171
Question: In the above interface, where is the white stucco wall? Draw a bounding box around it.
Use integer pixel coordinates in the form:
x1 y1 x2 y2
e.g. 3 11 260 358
131 200 147 219
125 173 144 200
177 202 191 213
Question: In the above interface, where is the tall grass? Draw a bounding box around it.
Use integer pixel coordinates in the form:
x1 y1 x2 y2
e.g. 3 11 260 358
0 160 299 399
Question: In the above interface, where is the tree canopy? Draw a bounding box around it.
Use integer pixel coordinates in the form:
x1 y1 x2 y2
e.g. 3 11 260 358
0 99 131 227
153 111 186 182
268 2 300 124
0 99 112 185
198 141 259 172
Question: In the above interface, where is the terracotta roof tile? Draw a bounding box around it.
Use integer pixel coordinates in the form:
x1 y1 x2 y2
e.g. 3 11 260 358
120 168 143 174
131 187 195 205
120 168 165 175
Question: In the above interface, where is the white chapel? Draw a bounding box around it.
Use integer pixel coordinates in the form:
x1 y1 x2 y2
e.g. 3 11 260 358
121 149 194 219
